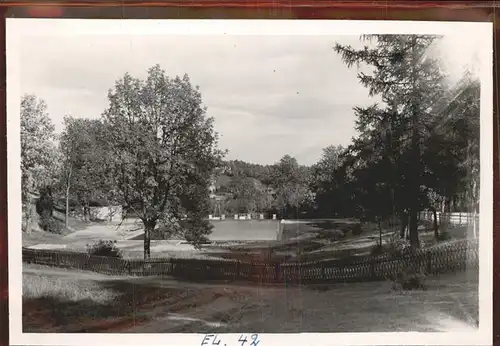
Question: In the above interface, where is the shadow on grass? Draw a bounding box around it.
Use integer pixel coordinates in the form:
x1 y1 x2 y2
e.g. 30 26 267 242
23 267 479 333
23 279 191 333
52 210 91 232
280 219 362 241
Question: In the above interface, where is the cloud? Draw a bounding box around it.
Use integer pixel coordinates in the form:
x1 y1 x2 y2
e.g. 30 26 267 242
14 21 486 166
17 32 371 165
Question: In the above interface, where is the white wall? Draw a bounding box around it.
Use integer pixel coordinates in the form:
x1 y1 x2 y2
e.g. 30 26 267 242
88 205 123 222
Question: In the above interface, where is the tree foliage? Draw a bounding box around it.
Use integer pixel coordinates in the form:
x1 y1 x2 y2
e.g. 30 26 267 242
101 65 225 258
20 94 58 232
325 35 481 246
334 35 448 248
21 94 58 196
59 116 113 223
271 155 313 218
310 145 349 217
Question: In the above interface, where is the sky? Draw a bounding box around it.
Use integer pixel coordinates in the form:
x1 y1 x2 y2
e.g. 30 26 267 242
11 20 488 166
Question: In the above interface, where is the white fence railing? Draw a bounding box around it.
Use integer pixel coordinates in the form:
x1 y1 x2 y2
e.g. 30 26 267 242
419 211 479 225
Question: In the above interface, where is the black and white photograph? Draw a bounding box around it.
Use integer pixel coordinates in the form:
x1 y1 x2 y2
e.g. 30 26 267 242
7 19 492 345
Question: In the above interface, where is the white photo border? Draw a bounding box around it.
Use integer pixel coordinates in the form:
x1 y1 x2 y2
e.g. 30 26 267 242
6 19 493 346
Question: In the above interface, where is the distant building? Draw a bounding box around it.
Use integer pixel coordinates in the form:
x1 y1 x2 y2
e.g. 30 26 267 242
89 205 123 222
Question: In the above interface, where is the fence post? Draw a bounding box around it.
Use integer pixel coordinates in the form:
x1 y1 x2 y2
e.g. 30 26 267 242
426 252 432 274
321 263 326 281
275 262 280 282
235 261 240 281
370 259 376 280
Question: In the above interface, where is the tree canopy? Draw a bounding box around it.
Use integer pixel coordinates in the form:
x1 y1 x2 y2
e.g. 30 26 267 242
20 94 59 232
101 65 225 258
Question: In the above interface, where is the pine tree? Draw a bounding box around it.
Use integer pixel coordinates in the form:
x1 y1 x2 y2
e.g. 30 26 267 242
335 35 446 248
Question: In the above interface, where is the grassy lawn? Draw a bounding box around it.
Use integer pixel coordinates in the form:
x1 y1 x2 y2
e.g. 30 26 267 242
23 264 478 333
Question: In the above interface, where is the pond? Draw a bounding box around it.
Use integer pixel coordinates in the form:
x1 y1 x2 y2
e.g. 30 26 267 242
208 220 280 241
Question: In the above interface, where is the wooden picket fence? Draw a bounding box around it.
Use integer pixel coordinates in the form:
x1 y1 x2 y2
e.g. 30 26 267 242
419 211 479 226
22 239 478 284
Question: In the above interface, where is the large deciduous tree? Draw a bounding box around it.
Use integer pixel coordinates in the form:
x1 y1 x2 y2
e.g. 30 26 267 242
59 116 113 227
102 65 224 259
226 176 260 214
20 94 58 233
271 155 313 218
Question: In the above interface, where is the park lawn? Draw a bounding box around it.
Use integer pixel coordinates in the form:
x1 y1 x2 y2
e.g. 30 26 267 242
22 230 69 248
22 264 478 333
23 216 472 264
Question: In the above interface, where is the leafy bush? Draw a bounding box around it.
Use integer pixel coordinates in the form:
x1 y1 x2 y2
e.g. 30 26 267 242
36 187 54 217
330 229 346 241
385 234 413 257
317 229 345 241
38 214 65 234
439 218 451 231
351 223 363 236
452 225 469 239
85 240 122 258
88 198 111 207
418 219 435 231
393 267 426 291
370 243 385 256
437 230 452 242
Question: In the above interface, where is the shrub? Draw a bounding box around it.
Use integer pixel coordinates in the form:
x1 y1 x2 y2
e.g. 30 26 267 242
85 240 122 258
370 243 385 256
351 223 363 236
385 234 413 257
36 187 54 217
88 198 111 207
392 267 426 291
418 219 435 231
340 227 351 236
452 225 469 239
38 214 65 234
437 230 452 242
317 229 345 241
331 229 346 240
439 218 451 231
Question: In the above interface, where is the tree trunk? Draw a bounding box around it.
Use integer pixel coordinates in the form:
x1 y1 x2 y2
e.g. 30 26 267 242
143 220 156 260
408 208 419 247
25 195 40 234
473 209 478 239
378 218 382 246
408 35 420 249
143 227 151 260
399 211 408 238
65 168 72 229
83 203 90 222
24 196 33 234
431 207 439 240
